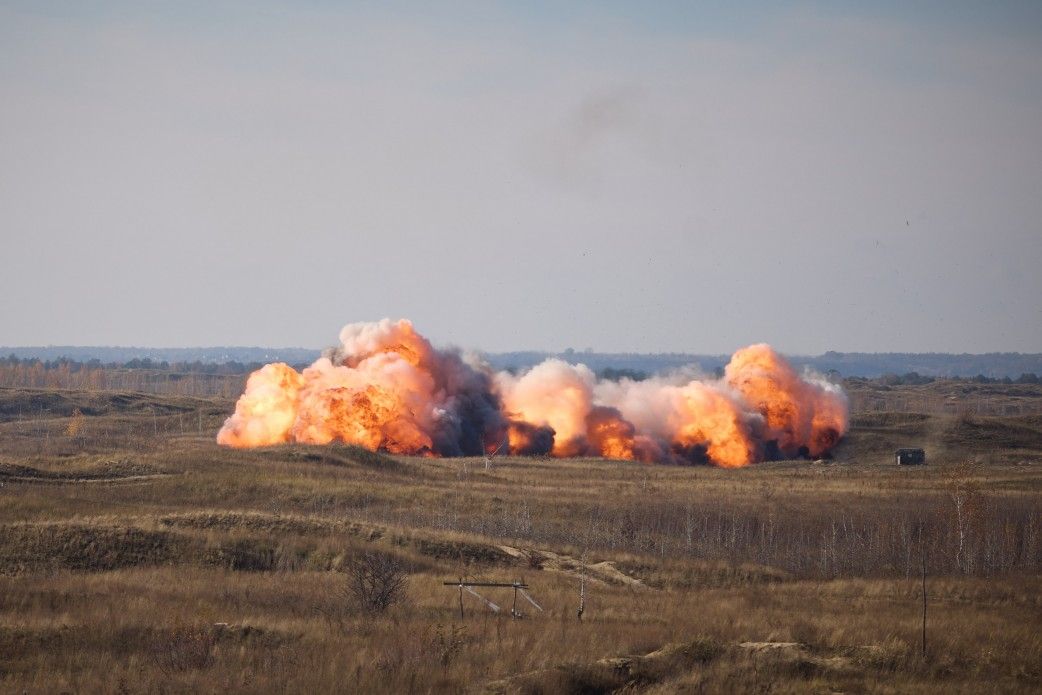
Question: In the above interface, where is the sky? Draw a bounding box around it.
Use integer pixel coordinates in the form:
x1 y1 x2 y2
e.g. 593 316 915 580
1 1 1040 354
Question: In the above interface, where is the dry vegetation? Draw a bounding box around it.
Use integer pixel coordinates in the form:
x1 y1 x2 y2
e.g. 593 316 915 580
1 385 1041 693
844 379 1042 416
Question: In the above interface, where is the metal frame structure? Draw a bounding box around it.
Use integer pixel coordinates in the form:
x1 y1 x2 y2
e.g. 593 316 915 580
443 579 543 619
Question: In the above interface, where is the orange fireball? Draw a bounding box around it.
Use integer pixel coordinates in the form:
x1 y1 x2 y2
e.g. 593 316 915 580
218 319 848 467
726 344 848 458
217 362 303 448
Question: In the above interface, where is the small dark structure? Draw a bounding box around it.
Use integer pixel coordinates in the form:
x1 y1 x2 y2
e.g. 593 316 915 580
896 448 926 465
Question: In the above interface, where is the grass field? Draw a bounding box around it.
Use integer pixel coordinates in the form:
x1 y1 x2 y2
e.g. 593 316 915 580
1 386 1041 693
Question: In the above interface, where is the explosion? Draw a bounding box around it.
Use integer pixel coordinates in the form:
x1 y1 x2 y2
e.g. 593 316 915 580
217 319 848 467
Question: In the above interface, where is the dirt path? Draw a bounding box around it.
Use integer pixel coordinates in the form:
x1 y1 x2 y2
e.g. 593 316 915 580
0 473 171 485
498 544 645 587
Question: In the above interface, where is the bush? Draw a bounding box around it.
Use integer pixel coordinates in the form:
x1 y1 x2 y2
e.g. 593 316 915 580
346 551 408 612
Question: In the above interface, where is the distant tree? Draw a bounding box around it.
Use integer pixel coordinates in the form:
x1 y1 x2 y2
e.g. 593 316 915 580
65 408 84 437
1016 372 1039 384
599 367 648 382
880 373 901 386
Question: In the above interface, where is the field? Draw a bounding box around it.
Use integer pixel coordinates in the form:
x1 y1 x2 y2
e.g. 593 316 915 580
2 385 1042 693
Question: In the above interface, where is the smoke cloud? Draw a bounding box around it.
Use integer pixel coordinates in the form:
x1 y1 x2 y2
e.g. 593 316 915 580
217 319 848 466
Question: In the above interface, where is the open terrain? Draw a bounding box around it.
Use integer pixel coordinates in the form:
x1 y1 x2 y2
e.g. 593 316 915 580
1 385 1041 693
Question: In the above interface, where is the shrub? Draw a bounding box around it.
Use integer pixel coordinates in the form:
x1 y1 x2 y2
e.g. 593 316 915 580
346 550 408 612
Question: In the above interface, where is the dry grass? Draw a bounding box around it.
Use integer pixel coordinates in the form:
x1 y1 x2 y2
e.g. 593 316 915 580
1 386 1041 693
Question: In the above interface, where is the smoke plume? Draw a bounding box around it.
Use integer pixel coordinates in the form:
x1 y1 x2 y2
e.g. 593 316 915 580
217 319 848 466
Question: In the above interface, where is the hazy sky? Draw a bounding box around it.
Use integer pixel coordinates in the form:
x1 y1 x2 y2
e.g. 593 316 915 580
2 1 1040 354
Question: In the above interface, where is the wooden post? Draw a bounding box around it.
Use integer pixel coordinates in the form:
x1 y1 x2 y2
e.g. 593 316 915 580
444 580 533 620
921 538 928 658
577 554 586 622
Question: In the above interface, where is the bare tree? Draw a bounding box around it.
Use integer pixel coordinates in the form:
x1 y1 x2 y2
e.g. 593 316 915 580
943 463 982 573
346 551 409 613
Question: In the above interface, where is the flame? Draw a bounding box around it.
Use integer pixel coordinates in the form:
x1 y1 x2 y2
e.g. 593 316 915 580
507 421 555 456
289 355 436 453
725 343 848 458
670 381 757 468
585 406 636 460
218 319 848 466
216 362 303 447
496 359 595 456
594 377 757 467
